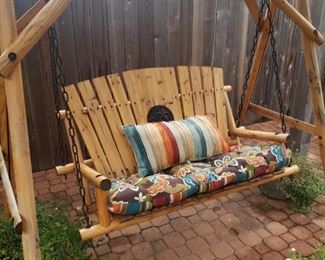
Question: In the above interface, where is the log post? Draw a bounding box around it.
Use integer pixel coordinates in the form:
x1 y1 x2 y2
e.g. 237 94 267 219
296 0 325 172
239 2 277 125
0 146 22 233
0 1 41 259
0 44 10 217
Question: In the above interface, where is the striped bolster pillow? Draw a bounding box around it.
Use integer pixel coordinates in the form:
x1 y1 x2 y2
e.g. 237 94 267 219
123 115 230 177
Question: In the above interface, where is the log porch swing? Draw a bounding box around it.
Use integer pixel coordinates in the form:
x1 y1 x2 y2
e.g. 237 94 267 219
0 0 324 258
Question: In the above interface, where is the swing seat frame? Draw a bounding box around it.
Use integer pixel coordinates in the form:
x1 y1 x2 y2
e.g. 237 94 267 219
57 66 299 240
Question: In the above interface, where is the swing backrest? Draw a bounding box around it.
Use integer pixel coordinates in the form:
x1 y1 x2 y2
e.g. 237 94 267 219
65 66 232 179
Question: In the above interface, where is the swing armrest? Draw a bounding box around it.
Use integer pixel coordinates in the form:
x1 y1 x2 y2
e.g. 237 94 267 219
80 163 111 191
229 127 289 143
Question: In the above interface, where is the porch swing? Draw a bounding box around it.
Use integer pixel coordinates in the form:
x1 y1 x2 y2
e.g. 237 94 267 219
1 1 324 254
52 0 300 240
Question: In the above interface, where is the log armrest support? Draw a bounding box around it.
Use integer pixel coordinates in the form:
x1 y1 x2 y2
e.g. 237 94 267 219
229 127 289 143
80 163 111 191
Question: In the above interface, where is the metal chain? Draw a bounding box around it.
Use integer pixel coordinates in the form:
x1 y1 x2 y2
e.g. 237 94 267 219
236 0 267 127
266 0 287 134
48 25 91 228
48 27 67 165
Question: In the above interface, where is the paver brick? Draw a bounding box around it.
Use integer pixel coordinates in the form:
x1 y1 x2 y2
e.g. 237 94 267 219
204 233 221 246
186 236 209 253
290 240 315 256
265 221 287 235
188 214 202 224
163 231 185 248
312 216 325 229
152 240 167 253
227 192 245 201
178 206 197 217
263 235 287 251
131 241 154 259
156 249 178 260
142 227 163 241
109 236 131 253
129 233 144 245
313 204 325 215
121 224 140 236
256 228 272 239
315 194 325 204
228 237 245 250
290 213 311 225
314 229 325 240
198 208 218 222
170 217 191 231
119 251 135 260
281 219 296 228
151 215 169 226
203 199 222 209
305 223 320 232
238 231 262 247
281 232 297 243
261 251 283 260
254 243 270 255
192 222 214 236
210 241 234 259
159 224 173 234
289 226 312 240
175 245 191 257
235 247 260 260
198 250 216 260
180 254 200 260
181 228 196 240
139 220 152 229
266 210 287 221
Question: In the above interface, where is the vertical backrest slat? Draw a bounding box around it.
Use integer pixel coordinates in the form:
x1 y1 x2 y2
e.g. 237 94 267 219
177 66 195 117
92 76 137 176
213 68 228 138
65 84 113 177
123 69 149 123
189 66 205 115
154 67 183 120
106 74 136 125
201 66 217 121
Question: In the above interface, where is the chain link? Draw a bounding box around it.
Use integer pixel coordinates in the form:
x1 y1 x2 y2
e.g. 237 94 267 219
48 25 91 228
236 0 267 127
265 0 287 134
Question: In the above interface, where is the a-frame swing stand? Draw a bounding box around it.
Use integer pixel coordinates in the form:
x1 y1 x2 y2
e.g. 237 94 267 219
0 0 324 259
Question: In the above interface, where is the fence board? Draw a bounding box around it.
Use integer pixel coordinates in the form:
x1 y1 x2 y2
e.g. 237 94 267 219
10 0 325 171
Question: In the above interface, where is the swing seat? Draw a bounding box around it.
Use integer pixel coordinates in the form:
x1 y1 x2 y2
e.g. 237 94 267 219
108 144 291 216
60 66 299 240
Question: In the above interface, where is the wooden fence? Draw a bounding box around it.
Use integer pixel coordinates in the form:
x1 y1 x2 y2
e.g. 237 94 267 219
13 0 325 171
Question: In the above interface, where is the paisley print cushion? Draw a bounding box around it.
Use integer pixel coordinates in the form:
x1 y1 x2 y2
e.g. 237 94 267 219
109 145 290 215
109 174 198 215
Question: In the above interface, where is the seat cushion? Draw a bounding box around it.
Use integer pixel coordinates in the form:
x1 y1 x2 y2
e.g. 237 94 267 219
108 145 290 215
122 115 229 177
109 174 198 215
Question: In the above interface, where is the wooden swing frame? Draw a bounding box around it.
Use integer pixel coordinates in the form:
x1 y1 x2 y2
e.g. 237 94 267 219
0 0 324 258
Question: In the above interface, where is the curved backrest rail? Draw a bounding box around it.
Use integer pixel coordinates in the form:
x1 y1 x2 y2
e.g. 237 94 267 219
65 66 231 179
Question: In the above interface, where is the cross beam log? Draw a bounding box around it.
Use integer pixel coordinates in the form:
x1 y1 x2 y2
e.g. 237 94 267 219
272 0 325 46
0 0 71 78
0 1 41 258
296 0 325 172
249 102 317 135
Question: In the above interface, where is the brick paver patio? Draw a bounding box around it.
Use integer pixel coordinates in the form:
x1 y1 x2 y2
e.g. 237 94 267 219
1 122 324 259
